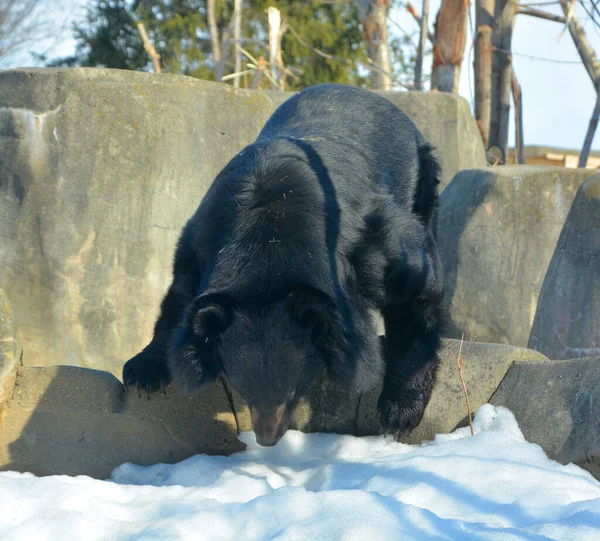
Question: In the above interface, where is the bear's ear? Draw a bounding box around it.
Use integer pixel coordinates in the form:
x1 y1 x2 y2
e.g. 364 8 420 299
287 285 336 333
191 294 234 338
167 293 234 394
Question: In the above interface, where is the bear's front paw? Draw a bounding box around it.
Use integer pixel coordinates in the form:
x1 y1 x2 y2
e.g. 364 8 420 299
123 350 171 398
377 388 427 439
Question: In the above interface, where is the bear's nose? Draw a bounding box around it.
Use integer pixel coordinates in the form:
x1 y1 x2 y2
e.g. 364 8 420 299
251 405 288 447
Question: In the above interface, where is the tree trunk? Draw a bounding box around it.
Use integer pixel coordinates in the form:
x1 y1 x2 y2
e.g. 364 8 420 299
474 0 495 148
268 7 287 90
407 2 435 43
431 0 469 93
518 6 566 24
489 0 518 162
512 71 524 164
558 1 600 164
233 0 242 88
559 0 600 87
414 0 430 90
579 94 600 167
356 0 393 90
207 0 223 81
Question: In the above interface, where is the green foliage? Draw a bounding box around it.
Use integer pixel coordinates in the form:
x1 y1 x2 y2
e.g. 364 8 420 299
136 1 214 79
51 0 147 69
389 32 418 88
54 0 417 90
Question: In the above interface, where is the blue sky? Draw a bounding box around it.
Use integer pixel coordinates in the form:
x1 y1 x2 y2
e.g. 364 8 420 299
5 0 600 151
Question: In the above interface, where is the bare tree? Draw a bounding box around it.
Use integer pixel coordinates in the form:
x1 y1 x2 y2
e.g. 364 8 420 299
207 0 222 80
355 0 393 90
267 7 288 90
512 71 525 164
431 0 469 93
560 0 600 166
414 0 430 90
474 0 495 147
208 0 232 82
488 0 518 162
0 0 68 65
520 0 600 166
232 0 242 89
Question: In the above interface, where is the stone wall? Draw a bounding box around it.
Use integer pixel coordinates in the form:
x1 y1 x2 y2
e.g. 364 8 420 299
528 175 600 359
439 166 599 348
1 68 597 378
0 69 275 374
0 68 486 374
0 290 553 478
1 295 597 480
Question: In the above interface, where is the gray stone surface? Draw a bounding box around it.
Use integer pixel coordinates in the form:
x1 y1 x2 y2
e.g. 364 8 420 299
0 289 19 407
374 90 487 189
7 340 591 480
267 88 487 189
0 68 274 375
0 366 242 478
439 166 599 347
357 339 548 444
528 176 600 359
490 357 600 478
233 338 547 445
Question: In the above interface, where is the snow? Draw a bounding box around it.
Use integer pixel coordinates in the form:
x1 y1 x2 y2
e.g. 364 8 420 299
1 404 599 540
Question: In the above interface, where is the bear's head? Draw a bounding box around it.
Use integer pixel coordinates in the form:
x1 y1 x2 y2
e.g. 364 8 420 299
168 285 361 447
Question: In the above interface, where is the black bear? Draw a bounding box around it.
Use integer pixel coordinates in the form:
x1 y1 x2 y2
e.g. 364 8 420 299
123 84 444 447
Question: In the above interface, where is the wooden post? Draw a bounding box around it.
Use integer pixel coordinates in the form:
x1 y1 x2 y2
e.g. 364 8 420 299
474 0 495 148
431 0 469 93
414 0 430 90
136 22 161 74
512 71 524 164
233 0 242 89
579 94 600 167
489 0 518 161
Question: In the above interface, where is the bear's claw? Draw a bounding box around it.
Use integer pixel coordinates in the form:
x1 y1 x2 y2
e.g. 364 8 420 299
122 349 172 398
377 387 427 440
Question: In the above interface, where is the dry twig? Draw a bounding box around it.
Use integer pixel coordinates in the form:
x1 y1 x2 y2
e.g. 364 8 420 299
450 334 475 436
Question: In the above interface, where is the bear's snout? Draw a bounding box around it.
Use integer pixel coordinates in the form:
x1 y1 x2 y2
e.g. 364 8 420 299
250 404 290 447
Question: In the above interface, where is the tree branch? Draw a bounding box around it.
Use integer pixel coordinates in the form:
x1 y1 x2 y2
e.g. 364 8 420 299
406 2 435 43
518 6 566 22
136 22 161 73
559 0 600 87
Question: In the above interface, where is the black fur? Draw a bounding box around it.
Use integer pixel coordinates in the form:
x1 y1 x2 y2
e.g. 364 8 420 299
123 83 444 443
